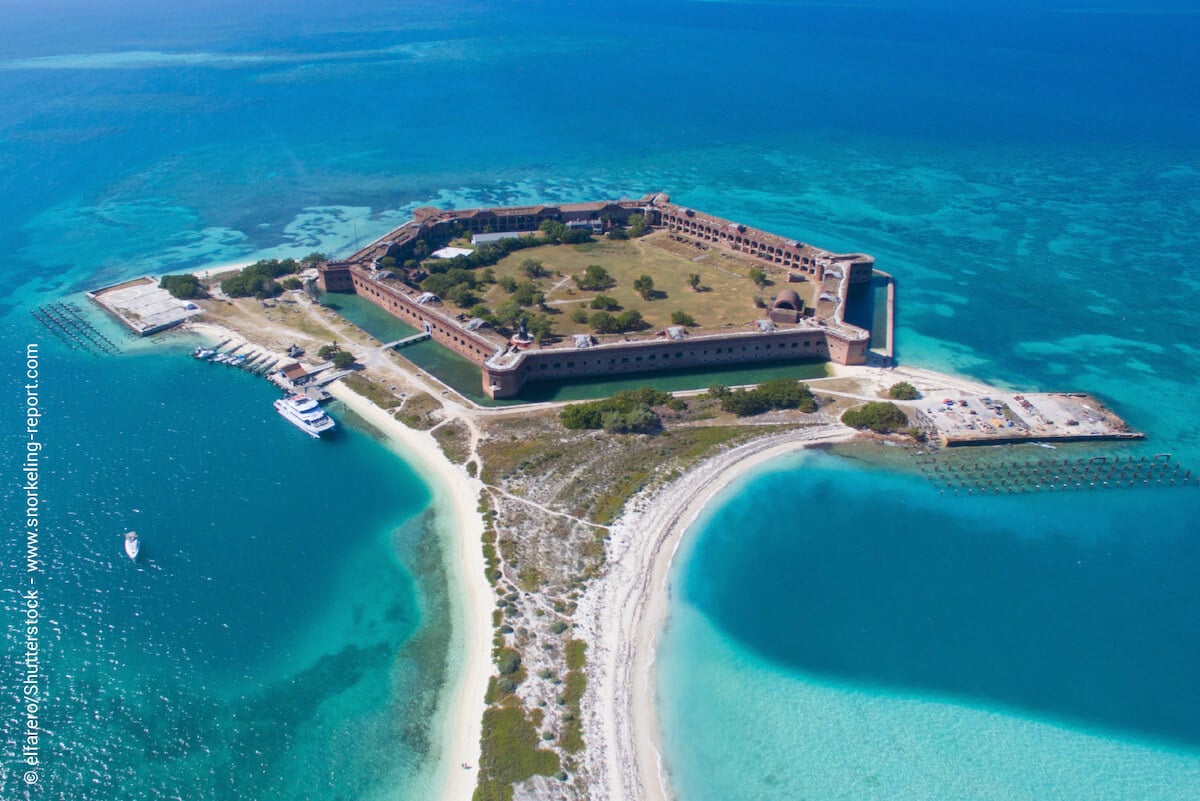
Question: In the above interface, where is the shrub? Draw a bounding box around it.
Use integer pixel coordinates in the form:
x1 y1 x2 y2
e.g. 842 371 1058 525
842 401 910 432
748 267 768 287
560 387 679 432
571 307 589 324
330 350 356 369
159 274 204 299
221 259 296 298
280 277 303 291
669 310 696 326
887 381 920 400
720 379 816 417
497 649 522 675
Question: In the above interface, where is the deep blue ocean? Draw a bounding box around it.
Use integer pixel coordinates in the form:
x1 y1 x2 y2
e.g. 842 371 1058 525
1 1 1198 799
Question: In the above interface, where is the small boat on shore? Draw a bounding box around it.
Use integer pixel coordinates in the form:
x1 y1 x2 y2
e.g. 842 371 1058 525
124 531 140 561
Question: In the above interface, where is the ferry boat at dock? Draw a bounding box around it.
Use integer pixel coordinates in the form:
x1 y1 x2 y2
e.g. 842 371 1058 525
273 395 336 438
124 531 140 561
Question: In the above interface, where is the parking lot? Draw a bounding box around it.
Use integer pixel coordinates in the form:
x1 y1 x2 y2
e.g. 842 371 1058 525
913 392 1140 446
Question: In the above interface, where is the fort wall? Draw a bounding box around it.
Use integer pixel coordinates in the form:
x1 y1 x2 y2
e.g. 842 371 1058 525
318 193 874 400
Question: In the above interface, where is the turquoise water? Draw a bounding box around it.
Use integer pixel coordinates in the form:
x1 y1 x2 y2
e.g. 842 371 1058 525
2 0 1198 799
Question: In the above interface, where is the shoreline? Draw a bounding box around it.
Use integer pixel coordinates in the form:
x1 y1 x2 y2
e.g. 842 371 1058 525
183 317 490 801
325 383 491 801
578 424 857 801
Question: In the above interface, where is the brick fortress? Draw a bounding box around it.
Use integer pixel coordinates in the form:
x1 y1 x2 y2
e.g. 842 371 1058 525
317 193 880 399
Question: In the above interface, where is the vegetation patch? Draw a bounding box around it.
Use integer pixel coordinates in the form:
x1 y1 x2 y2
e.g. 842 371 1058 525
708 378 817 417
887 381 920 400
342 373 400 410
432 419 472 464
393 392 441 429
474 706 561 801
159 274 204 299
559 386 685 433
842 401 910 432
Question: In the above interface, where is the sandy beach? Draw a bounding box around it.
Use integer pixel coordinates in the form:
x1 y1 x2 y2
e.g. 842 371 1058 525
577 424 857 801
326 383 491 801
185 317 491 801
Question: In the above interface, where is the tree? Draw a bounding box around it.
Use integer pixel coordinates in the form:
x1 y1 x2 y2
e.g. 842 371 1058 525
301 251 327 266
499 275 519 293
511 280 544 308
330 350 356 369
633 274 655 300
627 213 649 237
571 307 589 324
526 314 554 343
607 227 629 240
589 311 619 334
280 277 303 291
468 304 494 322
670 310 696 326
318 344 338 358
748 267 768 287
540 219 569 243
887 381 920 400
687 273 701 291
443 284 478 308
574 264 614 291
615 309 646 332
494 300 523 328
589 294 619 311
480 267 497 284
520 258 547 278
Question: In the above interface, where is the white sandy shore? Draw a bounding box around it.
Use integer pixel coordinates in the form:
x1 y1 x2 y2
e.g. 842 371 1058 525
578 424 857 801
184 318 490 801
325 383 491 801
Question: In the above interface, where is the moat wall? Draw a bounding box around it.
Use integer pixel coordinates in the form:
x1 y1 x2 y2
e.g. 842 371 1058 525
318 195 874 400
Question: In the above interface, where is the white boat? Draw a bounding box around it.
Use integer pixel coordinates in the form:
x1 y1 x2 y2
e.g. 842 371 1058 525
273 395 336 438
124 531 140 561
